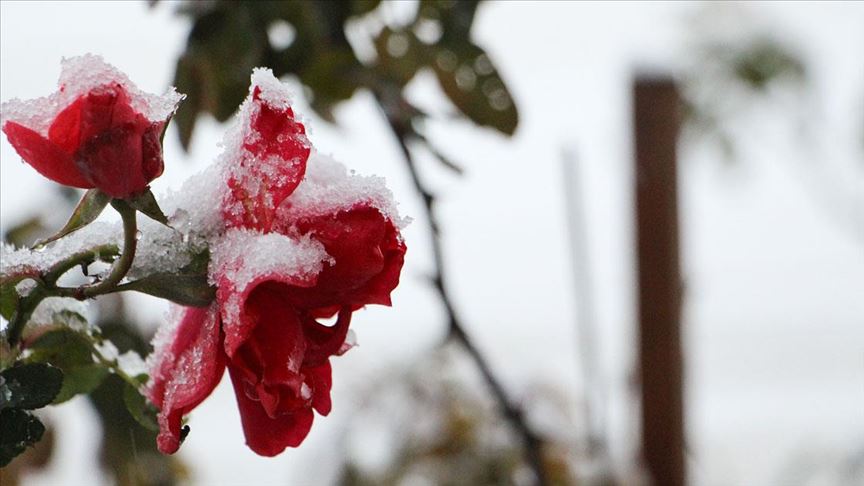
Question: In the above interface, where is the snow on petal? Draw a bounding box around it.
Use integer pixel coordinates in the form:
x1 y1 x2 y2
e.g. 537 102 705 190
208 228 331 357
146 304 226 454
220 68 311 231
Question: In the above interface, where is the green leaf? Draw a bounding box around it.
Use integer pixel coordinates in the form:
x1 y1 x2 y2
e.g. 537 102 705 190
52 365 110 404
26 327 95 369
173 53 202 151
127 189 169 225
121 272 215 307
35 189 111 247
350 0 381 16
123 382 159 432
0 363 64 410
0 408 45 467
374 28 427 87
432 43 518 135
0 275 26 321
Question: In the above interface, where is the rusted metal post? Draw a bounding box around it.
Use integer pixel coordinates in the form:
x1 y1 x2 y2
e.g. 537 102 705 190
633 77 685 486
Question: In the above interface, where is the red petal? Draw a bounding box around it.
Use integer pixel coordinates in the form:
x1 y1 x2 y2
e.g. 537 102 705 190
304 362 333 416
301 307 351 367
217 272 317 358
48 96 83 154
228 365 315 456
2 121 91 188
228 282 309 418
148 305 226 454
288 206 406 312
222 87 310 231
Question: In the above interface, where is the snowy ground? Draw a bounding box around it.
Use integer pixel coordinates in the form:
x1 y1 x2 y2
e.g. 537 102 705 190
1 2 863 485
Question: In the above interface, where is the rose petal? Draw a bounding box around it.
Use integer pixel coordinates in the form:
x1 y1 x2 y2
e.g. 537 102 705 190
2 121 91 188
287 206 406 313
228 366 315 456
222 76 310 231
148 305 226 454
304 362 333 416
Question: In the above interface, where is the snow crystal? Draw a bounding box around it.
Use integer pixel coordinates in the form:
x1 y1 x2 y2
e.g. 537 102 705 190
250 67 294 110
0 54 183 135
209 228 331 334
144 305 187 389
160 163 226 245
208 228 331 290
0 222 120 277
281 151 409 229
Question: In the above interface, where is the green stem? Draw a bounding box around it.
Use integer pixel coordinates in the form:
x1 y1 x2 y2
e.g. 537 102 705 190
6 285 47 348
6 201 137 347
43 244 120 285
78 201 137 299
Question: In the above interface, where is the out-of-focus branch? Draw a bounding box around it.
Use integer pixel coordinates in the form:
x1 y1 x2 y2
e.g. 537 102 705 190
374 90 549 486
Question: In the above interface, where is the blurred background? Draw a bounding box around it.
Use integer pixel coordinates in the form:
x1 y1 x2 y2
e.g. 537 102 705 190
1 1 862 485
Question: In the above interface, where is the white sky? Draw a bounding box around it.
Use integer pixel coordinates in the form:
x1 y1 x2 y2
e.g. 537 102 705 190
1 1 863 485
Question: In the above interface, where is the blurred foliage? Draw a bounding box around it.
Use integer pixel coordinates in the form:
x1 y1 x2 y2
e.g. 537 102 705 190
682 35 807 161
162 0 519 167
335 347 593 486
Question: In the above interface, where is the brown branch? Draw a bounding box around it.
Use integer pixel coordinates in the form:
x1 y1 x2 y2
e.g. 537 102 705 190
375 91 549 486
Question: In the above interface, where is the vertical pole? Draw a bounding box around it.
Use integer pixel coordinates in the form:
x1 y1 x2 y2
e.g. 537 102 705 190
633 77 685 486
561 149 606 460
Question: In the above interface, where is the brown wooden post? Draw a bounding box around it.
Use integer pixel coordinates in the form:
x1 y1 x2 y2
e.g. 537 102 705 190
633 77 685 486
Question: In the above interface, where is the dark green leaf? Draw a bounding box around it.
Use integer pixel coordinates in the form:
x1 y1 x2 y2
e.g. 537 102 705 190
121 272 215 307
26 327 95 369
35 189 111 247
0 275 26 321
374 28 427 87
350 0 381 16
123 382 159 432
0 408 45 467
0 363 63 410
127 189 169 225
173 53 202 151
419 0 481 45
432 43 518 135
52 365 110 404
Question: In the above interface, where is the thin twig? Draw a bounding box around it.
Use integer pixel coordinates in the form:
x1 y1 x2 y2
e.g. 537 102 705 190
375 92 549 486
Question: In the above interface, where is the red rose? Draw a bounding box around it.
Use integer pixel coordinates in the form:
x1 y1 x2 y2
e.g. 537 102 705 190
1 55 182 198
147 69 406 456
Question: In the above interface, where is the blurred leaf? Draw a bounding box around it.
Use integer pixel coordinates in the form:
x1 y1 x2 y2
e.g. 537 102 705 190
0 363 63 410
173 54 202 151
3 217 46 247
35 189 110 247
26 327 95 369
0 408 45 467
733 40 805 90
419 0 481 45
350 0 381 16
173 3 268 148
432 43 518 135
297 47 364 121
122 382 159 432
127 189 169 225
52 364 109 404
374 28 427 86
